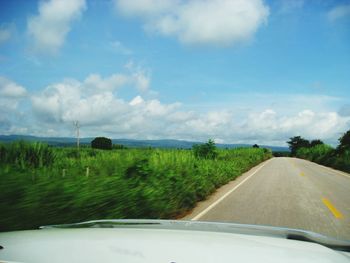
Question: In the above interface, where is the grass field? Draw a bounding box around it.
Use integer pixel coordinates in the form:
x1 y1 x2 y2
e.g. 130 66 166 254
0 141 271 231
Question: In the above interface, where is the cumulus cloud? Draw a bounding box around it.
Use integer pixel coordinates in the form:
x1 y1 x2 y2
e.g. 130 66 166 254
114 0 269 46
240 109 348 145
327 4 350 22
1 75 349 145
0 76 27 98
27 0 86 54
16 79 350 144
0 77 28 134
31 69 154 127
124 60 151 91
84 73 129 93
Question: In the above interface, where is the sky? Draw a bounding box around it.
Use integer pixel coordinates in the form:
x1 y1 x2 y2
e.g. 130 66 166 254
0 0 349 146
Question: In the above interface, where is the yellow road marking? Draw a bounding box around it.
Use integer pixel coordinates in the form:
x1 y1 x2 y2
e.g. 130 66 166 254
322 198 343 219
299 172 305 176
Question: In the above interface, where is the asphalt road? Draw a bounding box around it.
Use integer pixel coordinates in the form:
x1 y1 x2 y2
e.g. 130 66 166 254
183 157 350 241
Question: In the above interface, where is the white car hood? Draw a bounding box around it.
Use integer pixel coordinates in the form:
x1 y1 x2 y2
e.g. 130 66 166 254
0 225 349 263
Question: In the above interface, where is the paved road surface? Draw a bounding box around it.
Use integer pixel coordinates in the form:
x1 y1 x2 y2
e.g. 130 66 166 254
183 157 350 241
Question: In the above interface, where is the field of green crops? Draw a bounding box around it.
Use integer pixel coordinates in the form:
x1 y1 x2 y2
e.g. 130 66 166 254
0 141 271 231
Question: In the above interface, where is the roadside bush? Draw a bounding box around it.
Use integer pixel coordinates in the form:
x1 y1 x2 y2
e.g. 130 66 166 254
192 139 218 159
296 144 350 173
290 129 350 173
296 144 334 163
331 150 350 173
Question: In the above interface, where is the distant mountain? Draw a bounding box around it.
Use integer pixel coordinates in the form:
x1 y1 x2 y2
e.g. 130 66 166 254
0 135 289 152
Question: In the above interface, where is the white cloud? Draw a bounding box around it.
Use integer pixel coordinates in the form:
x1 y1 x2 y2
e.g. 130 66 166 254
0 76 27 98
237 109 349 145
84 73 129 92
19 82 350 144
0 77 28 134
123 60 151 91
27 0 86 54
1 74 348 146
31 68 154 127
328 4 350 22
0 24 14 45
115 0 269 46
129 95 144 106
70 63 150 96
214 138 224 144
156 107 348 146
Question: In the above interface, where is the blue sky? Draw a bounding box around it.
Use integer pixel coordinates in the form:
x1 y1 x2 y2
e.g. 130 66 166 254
0 0 349 146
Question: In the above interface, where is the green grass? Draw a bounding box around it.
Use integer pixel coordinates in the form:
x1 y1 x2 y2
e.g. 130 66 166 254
0 142 271 231
296 144 350 173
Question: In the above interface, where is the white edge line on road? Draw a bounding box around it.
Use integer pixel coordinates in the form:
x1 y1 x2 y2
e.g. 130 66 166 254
191 159 272 221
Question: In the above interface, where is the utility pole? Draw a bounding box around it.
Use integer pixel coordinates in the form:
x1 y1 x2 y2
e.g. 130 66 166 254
74 121 80 151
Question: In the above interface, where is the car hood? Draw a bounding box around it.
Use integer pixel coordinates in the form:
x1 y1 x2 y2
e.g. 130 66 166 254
0 220 349 263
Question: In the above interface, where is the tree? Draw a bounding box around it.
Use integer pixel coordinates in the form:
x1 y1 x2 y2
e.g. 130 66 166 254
91 137 112 150
252 144 259 148
310 139 324 147
113 144 127 149
337 130 350 154
287 136 310 156
192 139 218 159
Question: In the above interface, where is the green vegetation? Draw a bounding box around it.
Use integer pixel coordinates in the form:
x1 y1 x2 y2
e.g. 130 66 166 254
296 144 333 163
113 144 127 150
0 141 56 168
192 139 218 159
289 130 350 173
337 130 350 154
287 136 311 155
0 141 271 231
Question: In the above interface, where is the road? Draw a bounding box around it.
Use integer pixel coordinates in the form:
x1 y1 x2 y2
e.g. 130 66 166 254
183 157 350 241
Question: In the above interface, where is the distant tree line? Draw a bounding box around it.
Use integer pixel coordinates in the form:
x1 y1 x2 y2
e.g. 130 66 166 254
287 136 324 155
287 130 350 173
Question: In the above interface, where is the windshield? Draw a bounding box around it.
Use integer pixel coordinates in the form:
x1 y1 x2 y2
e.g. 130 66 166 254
0 0 349 244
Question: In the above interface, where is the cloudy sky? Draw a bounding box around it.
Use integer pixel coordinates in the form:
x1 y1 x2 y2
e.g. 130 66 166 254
0 0 349 146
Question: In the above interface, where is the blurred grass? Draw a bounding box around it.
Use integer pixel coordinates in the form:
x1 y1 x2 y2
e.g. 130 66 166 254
0 142 271 231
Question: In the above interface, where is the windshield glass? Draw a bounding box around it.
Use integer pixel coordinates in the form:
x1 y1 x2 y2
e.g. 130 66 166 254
0 0 349 243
